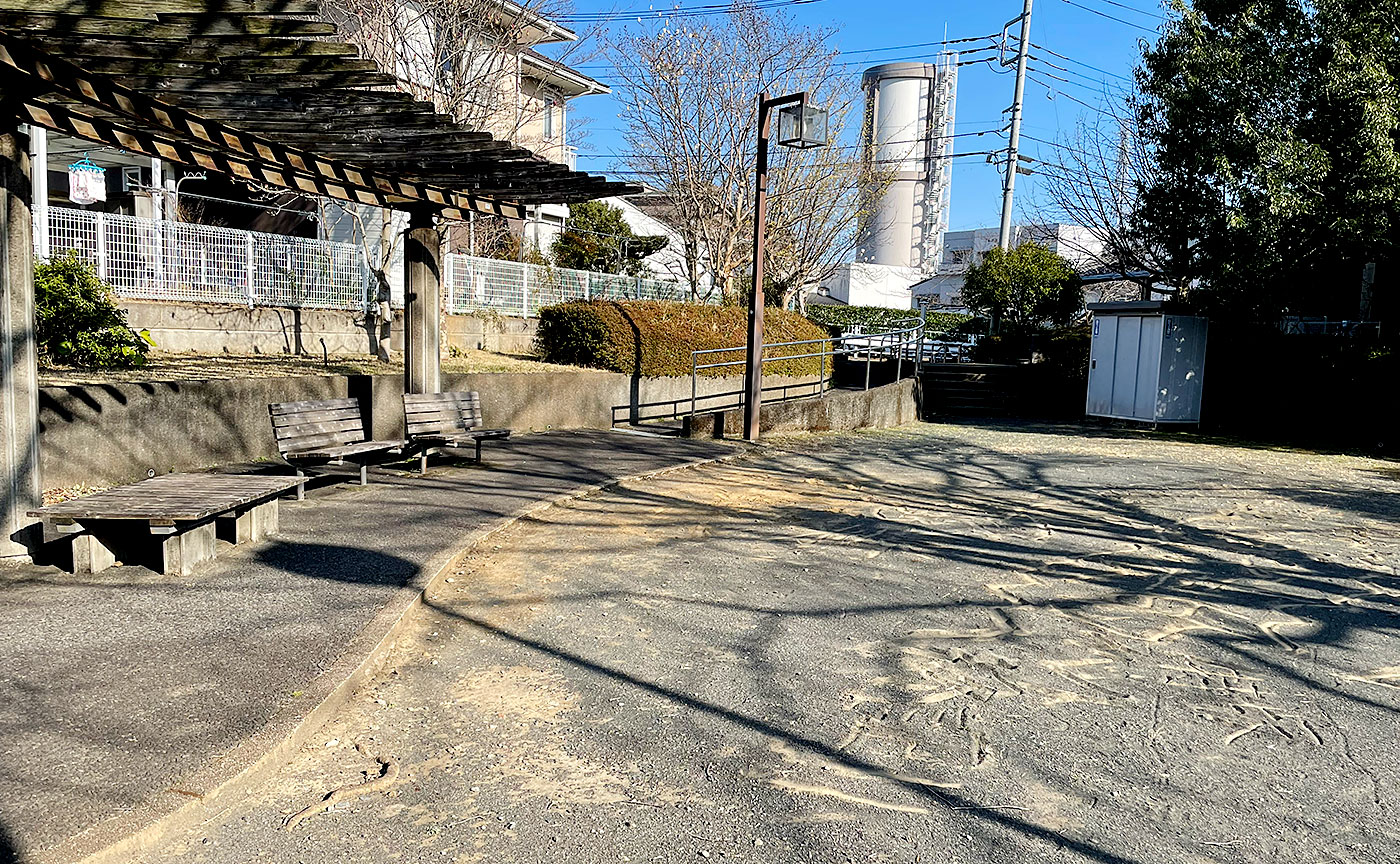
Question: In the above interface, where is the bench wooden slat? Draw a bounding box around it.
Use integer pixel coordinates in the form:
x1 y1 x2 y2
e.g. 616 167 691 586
287 440 404 460
271 407 362 427
272 418 364 440
29 474 302 521
278 431 374 454
404 392 487 439
270 398 359 416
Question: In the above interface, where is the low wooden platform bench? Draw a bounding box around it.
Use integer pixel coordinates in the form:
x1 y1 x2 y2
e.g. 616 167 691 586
28 473 303 576
404 391 511 472
269 397 406 495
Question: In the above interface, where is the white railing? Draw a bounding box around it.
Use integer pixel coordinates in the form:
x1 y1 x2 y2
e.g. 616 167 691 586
443 253 697 317
43 206 699 318
47 206 369 310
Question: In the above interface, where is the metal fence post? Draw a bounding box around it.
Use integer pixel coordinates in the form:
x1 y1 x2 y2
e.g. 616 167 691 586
690 353 698 417
864 337 873 391
245 232 255 306
895 329 903 382
584 271 591 301
521 264 530 317
94 212 108 281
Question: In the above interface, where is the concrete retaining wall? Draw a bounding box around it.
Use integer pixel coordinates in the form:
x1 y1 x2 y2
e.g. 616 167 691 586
121 299 539 357
686 379 919 438
38 370 820 489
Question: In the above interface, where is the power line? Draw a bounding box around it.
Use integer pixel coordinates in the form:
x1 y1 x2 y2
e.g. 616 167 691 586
553 0 824 22
581 150 1003 174
1026 71 1116 114
574 127 1008 161
1053 0 1159 34
1028 62 1125 96
574 32 996 69
1030 42 1133 83
1077 0 1168 22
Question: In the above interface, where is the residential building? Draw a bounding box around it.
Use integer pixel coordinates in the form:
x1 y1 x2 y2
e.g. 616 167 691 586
601 193 715 300
910 223 1106 309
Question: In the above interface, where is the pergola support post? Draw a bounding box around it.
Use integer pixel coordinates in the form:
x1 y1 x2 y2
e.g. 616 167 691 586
403 208 442 395
1 119 41 561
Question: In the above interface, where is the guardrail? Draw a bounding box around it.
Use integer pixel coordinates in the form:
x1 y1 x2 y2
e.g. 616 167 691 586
687 315 929 417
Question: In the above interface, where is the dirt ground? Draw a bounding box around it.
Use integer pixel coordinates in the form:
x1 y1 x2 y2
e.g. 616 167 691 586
137 422 1400 864
37 349 572 386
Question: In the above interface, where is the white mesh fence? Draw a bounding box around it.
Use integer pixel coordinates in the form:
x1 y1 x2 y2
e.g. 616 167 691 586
444 253 697 317
44 207 702 317
47 206 369 310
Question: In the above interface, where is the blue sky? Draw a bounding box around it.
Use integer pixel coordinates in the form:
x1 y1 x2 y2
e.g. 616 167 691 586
561 0 1165 230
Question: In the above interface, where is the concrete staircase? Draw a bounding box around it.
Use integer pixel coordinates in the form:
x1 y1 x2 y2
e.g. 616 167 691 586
918 364 1024 417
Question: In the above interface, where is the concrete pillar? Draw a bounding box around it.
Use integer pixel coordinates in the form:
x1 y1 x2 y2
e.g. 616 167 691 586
403 208 441 394
1 121 41 561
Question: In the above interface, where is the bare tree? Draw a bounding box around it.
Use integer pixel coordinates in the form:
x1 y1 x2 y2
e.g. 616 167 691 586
1029 92 1167 300
607 3 874 305
322 0 587 152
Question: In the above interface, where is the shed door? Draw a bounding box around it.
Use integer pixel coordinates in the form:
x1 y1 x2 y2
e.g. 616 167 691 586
1111 315 1143 418
1086 315 1117 415
1135 316 1164 420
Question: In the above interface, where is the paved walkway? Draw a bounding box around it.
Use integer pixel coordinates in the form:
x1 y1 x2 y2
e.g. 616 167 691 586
126 423 1400 864
0 431 731 864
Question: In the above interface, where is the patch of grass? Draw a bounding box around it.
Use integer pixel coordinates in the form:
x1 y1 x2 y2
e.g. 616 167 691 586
37 350 577 386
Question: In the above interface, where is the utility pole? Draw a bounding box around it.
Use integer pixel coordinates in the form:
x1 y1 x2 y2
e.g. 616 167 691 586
998 0 1033 251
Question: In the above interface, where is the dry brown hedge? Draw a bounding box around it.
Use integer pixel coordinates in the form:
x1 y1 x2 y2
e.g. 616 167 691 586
534 300 829 378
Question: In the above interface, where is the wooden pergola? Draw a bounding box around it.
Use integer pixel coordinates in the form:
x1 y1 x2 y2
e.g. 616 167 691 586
0 0 637 560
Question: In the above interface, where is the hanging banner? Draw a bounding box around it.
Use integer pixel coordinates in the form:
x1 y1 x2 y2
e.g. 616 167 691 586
68 154 107 205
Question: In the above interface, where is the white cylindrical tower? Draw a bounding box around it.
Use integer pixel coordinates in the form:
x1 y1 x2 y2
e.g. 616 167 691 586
856 56 957 273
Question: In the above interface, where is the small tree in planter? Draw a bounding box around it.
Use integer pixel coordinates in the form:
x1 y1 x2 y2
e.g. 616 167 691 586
34 252 151 368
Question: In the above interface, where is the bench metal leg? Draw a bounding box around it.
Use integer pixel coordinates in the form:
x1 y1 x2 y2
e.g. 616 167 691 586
160 522 217 577
475 438 483 463
71 532 117 574
420 450 429 474
295 469 305 501
359 463 369 486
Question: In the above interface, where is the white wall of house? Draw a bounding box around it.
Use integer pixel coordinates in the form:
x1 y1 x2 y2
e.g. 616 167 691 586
604 196 714 297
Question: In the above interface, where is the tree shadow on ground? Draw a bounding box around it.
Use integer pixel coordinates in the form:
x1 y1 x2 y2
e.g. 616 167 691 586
421 596 1143 864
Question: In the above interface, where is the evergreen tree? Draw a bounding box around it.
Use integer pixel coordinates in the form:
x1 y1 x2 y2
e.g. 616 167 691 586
1135 0 1400 322
550 201 668 276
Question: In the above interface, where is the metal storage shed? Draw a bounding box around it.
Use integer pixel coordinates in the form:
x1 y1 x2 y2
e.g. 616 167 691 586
1086 301 1208 424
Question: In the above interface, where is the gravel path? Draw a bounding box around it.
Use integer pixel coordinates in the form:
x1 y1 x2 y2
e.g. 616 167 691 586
137 422 1400 864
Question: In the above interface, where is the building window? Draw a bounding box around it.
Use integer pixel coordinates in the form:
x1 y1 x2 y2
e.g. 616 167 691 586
543 101 557 140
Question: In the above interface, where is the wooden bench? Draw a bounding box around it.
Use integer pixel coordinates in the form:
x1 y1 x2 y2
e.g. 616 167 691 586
28 473 303 576
403 391 511 472
269 398 405 496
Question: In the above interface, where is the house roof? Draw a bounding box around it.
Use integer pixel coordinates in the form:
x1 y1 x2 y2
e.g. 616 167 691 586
0 0 639 220
520 48 609 98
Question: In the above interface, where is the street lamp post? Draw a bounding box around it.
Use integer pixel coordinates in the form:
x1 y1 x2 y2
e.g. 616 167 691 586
743 91 828 442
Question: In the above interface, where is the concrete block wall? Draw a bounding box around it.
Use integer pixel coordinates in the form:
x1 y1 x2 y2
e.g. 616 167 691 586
37 370 821 489
687 379 919 438
119 298 538 358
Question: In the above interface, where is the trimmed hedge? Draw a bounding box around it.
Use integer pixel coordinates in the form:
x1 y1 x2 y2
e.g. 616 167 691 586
535 300 829 377
805 304 970 335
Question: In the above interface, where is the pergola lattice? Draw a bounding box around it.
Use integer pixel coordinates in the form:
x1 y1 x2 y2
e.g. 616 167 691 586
0 0 634 563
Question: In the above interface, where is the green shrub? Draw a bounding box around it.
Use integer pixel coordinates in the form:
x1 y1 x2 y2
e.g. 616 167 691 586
535 300 828 377
35 252 150 368
805 304 970 336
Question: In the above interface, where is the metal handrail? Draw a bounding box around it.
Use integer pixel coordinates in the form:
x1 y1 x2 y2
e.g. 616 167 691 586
689 316 926 416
